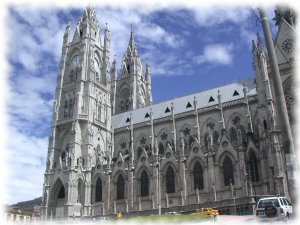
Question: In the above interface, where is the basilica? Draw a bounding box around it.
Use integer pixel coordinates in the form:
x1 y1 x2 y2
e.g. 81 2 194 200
42 7 296 219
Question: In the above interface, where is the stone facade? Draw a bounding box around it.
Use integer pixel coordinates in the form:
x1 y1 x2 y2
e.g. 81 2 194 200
42 7 295 220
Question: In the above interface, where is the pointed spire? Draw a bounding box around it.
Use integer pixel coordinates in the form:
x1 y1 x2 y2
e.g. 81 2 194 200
129 24 136 49
126 24 138 56
104 22 110 51
256 33 264 53
218 90 226 130
145 58 151 83
63 21 71 46
111 55 117 81
243 83 248 98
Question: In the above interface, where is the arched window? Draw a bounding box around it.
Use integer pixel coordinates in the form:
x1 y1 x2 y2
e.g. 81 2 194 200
97 102 101 120
78 180 84 204
204 132 209 148
95 178 102 202
166 166 175 193
193 162 204 190
223 156 234 186
249 152 259 182
61 151 66 167
158 142 164 155
57 185 65 199
253 126 259 142
230 127 237 141
212 131 219 145
140 170 149 197
116 174 125 200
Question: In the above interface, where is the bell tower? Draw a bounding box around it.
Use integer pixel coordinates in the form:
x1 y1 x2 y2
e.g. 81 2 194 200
42 6 112 219
111 29 152 114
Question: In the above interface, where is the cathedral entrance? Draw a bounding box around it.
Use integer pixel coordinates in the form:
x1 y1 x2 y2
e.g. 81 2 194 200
49 179 66 219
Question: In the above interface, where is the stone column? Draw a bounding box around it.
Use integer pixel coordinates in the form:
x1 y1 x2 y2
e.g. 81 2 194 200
171 103 177 151
105 172 111 215
207 152 216 192
179 132 187 203
238 146 247 197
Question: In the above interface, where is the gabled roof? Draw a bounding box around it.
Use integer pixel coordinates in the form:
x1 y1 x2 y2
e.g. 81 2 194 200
112 81 256 129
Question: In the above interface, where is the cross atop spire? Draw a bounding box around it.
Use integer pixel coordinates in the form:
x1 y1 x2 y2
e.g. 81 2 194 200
130 24 134 32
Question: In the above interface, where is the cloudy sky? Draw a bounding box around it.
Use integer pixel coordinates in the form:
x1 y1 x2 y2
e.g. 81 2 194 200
2 1 286 205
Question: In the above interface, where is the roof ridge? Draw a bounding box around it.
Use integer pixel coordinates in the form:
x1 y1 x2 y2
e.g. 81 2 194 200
152 78 254 105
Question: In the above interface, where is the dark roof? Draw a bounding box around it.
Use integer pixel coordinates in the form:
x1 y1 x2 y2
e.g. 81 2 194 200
10 197 42 209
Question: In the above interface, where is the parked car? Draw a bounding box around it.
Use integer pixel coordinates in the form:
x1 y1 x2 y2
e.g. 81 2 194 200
165 211 181 215
256 196 292 221
191 208 219 216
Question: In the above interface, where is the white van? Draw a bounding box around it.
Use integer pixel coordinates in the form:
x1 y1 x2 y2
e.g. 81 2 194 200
256 196 293 221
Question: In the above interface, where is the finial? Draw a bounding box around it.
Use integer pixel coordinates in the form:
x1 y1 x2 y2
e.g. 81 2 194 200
130 24 134 33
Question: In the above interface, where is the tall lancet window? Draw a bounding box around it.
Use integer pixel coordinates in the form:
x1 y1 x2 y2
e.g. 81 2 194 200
249 152 259 182
77 180 84 204
61 151 66 167
158 143 164 155
204 132 209 148
66 144 69 166
193 161 204 190
97 102 101 120
166 166 175 193
230 127 237 141
127 64 130 74
69 99 73 117
223 156 234 186
212 131 219 145
64 100 68 117
140 170 149 197
116 174 125 200
95 178 102 202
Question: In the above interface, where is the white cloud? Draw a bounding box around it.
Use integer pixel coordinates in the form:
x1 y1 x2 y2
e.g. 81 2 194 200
194 43 233 65
191 6 251 27
8 7 64 72
5 125 47 204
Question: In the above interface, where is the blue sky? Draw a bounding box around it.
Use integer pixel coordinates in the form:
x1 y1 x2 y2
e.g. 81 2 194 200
4 3 282 205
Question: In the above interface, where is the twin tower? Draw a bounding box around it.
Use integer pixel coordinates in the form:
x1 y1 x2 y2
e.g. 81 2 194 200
42 7 151 219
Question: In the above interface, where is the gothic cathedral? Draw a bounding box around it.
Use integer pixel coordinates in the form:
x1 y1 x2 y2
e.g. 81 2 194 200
42 7 296 219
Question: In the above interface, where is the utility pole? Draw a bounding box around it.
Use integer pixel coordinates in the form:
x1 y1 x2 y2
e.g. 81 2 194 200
258 7 297 202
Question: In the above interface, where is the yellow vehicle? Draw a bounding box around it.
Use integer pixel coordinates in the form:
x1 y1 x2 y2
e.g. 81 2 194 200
191 208 219 216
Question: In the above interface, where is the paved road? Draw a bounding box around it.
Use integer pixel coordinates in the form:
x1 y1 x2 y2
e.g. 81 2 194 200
201 215 297 224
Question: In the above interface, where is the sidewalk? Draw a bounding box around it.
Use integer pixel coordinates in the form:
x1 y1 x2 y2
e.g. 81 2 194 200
201 215 256 224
